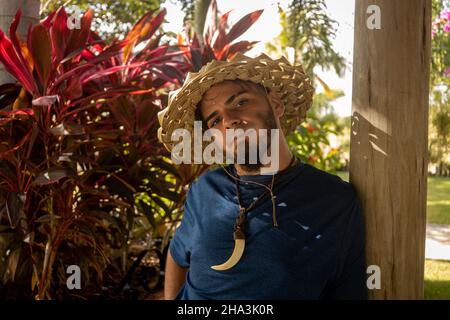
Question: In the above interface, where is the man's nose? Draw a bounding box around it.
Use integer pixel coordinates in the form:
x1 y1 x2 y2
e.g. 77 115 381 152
222 112 241 129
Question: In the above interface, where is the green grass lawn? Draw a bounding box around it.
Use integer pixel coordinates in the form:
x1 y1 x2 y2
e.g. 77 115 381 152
424 259 450 300
336 171 450 300
427 176 450 225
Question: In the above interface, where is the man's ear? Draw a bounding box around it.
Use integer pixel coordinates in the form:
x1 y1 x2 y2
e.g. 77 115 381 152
267 90 285 118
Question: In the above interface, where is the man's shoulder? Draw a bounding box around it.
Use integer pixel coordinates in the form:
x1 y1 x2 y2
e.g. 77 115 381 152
298 164 362 236
192 165 227 185
298 163 358 203
186 165 229 196
188 163 358 203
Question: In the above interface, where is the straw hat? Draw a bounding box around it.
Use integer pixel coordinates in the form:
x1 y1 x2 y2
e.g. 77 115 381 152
157 53 314 153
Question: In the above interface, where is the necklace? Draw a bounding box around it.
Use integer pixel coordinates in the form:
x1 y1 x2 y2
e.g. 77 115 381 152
211 155 298 271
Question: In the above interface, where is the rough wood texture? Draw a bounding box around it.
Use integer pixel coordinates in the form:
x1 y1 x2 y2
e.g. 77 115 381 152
351 0 431 299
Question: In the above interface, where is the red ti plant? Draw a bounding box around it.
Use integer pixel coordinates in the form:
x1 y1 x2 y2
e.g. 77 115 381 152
90 1 266 256
0 7 187 299
169 0 265 229
177 0 263 71
165 1 265 243
0 3 265 299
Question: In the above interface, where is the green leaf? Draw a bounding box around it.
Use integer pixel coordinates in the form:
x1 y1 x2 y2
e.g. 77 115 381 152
137 200 156 230
152 196 171 216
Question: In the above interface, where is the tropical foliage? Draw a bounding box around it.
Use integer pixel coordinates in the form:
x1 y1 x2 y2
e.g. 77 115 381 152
265 0 347 172
429 0 450 176
0 2 262 299
40 0 161 39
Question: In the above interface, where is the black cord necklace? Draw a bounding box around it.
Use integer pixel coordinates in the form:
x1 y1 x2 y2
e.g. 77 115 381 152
225 155 297 239
211 155 298 271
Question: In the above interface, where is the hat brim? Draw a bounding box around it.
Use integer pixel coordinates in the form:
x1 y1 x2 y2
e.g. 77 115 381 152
157 53 314 154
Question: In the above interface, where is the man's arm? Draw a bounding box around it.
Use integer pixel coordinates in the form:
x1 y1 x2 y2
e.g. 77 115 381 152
164 249 189 300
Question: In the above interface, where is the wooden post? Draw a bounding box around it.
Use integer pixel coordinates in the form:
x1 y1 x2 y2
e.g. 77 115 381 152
350 0 431 299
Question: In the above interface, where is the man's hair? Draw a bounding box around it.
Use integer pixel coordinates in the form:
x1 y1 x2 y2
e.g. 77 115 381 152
194 79 271 127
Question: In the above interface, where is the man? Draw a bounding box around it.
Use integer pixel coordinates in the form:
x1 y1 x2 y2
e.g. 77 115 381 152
157 53 367 300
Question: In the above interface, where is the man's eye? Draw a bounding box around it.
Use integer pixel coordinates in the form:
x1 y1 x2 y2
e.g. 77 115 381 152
235 99 248 108
210 117 221 127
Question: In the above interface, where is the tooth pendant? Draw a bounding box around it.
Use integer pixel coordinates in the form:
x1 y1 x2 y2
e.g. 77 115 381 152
211 208 247 271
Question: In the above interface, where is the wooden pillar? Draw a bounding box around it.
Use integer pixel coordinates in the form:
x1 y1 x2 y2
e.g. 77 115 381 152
350 0 431 299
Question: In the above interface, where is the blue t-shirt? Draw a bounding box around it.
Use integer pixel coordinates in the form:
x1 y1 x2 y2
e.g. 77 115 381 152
169 159 367 300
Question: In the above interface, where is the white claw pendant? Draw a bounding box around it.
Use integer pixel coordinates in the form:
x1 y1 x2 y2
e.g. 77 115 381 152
211 229 246 271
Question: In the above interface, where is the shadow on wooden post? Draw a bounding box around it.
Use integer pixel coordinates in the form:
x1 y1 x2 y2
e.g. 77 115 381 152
351 0 431 299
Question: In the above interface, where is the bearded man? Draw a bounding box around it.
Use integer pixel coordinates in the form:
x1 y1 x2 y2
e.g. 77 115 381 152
157 53 367 300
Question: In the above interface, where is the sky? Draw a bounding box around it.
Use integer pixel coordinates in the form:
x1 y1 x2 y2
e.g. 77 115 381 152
161 0 356 117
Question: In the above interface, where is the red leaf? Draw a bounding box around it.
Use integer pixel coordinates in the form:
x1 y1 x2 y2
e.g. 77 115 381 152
0 30 38 94
0 109 34 117
51 7 69 65
146 46 168 60
218 40 258 60
30 24 52 90
136 100 158 134
227 10 263 44
50 63 94 91
212 10 233 50
203 0 218 43
123 9 167 62
40 10 56 29
81 62 149 83
110 99 134 133
81 48 94 60
66 77 83 100
201 44 216 64
65 9 94 57
66 39 126 66
64 86 152 115
9 9 35 83
0 126 32 158
190 48 202 71
160 64 184 83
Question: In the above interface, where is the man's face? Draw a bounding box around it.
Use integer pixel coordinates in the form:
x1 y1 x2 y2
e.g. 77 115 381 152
199 80 279 169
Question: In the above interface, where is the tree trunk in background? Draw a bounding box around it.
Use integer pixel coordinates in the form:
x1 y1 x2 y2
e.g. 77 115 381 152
351 0 431 299
193 0 211 45
0 0 40 85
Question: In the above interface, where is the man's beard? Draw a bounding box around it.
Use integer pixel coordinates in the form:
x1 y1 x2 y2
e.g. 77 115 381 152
233 108 278 174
